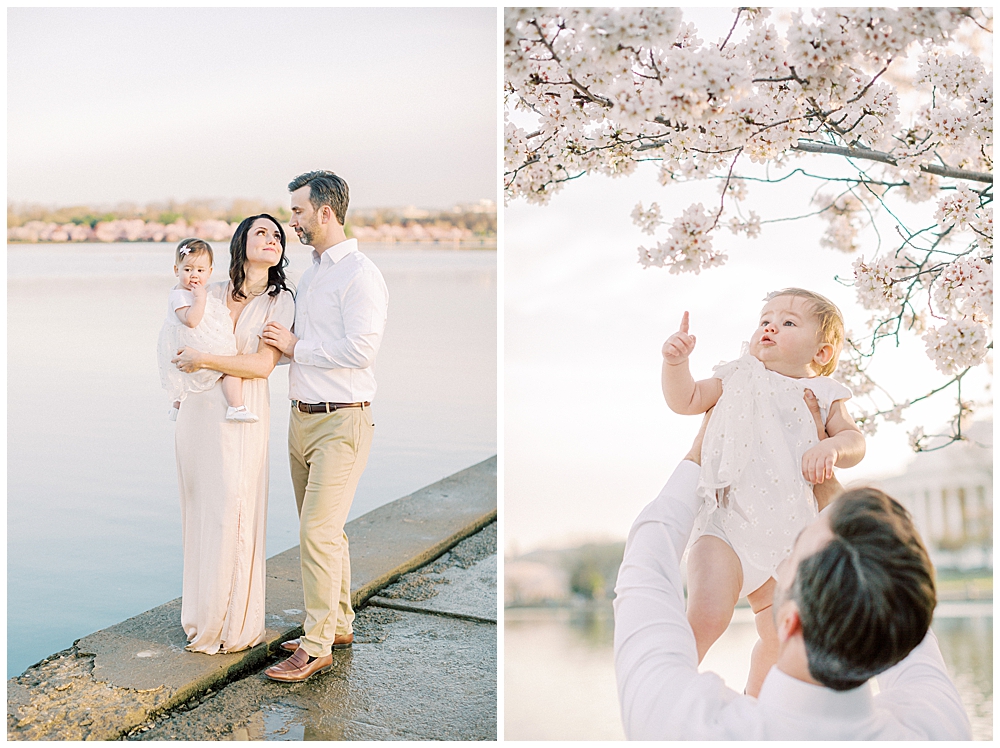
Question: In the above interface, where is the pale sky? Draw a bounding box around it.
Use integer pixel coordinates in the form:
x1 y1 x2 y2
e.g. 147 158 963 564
504 8 992 553
8 7 497 208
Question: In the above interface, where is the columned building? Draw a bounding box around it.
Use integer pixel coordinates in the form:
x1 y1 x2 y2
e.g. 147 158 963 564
869 420 992 571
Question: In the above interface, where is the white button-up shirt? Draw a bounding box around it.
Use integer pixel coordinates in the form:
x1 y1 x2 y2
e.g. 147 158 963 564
614 461 972 740
290 238 388 403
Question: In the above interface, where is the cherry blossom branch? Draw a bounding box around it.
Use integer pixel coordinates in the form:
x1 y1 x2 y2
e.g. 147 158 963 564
718 8 745 51
793 141 994 183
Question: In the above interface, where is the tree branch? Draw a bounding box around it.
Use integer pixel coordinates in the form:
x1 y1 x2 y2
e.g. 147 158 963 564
718 8 743 51
793 141 993 183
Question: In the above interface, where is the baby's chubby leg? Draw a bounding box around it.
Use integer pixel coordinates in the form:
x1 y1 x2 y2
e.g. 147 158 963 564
221 375 258 422
745 578 778 698
220 374 245 409
686 536 742 662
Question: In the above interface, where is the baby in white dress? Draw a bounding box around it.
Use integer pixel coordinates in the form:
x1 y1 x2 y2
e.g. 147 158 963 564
157 239 257 423
661 288 865 697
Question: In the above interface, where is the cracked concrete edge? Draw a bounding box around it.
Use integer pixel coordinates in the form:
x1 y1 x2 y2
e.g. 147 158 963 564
367 599 497 625
7 456 496 741
352 506 498 607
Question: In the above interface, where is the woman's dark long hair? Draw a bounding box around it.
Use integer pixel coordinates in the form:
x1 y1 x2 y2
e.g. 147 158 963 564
229 213 290 301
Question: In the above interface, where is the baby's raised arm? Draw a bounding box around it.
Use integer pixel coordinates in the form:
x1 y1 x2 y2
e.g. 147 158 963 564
661 312 723 415
174 283 207 328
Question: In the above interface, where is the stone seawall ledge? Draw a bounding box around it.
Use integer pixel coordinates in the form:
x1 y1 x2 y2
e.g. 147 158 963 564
7 456 497 741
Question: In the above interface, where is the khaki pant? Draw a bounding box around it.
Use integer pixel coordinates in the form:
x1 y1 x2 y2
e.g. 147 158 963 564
288 404 374 658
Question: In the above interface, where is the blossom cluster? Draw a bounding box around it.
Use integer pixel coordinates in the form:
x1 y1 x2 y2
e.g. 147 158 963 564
922 318 990 376
637 203 727 274
631 202 662 235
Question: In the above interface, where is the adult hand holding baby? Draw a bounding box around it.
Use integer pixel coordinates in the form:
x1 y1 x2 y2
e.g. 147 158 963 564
662 311 696 365
172 347 205 373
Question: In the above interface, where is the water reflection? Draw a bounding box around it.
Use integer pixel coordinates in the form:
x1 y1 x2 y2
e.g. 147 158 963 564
505 602 993 741
934 614 993 741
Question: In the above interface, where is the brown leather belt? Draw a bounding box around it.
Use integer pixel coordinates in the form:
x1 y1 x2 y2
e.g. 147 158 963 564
292 400 370 414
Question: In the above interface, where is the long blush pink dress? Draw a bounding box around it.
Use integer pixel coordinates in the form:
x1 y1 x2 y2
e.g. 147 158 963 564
175 281 295 654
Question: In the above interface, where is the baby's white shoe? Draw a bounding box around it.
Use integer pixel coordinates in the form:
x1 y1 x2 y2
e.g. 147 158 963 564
226 406 259 423
168 407 179 421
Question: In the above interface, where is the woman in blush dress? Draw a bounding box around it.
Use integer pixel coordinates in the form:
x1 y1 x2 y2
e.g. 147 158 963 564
171 214 295 654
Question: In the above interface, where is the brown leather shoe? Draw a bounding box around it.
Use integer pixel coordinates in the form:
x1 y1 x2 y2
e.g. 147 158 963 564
264 647 333 683
280 633 353 653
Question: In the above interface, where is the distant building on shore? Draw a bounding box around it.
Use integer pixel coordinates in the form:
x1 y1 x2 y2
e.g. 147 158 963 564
870 420 992 571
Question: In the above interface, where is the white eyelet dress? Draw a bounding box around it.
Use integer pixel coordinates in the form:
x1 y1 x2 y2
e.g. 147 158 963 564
156 287 239 404
692 346 852 597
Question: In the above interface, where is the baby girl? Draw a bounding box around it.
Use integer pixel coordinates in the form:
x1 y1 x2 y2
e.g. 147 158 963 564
156 238 257 423
661 288 865 696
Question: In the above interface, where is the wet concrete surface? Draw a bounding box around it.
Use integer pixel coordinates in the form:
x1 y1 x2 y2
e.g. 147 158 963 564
370 521 497 623
127 522 497 741
7 458 495 741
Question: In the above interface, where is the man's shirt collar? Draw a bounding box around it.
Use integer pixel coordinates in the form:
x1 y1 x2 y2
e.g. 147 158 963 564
760 666 875 722
312 238 358 266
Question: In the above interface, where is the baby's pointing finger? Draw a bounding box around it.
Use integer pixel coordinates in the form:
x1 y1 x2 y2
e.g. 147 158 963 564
679 311 690 334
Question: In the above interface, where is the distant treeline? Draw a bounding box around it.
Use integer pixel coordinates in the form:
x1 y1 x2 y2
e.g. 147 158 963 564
7 199 497 236
7 199 288 229
518 541 626 601
351 206 496 236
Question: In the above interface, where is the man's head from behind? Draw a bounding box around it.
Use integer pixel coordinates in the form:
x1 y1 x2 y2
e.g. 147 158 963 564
774 487 936 691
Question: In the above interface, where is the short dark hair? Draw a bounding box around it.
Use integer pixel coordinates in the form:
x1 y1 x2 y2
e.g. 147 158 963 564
288 170 350 225
228 214 290 301
792 487 936 690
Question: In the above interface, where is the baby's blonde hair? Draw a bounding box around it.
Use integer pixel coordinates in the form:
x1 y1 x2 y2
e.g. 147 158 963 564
764 288 844 376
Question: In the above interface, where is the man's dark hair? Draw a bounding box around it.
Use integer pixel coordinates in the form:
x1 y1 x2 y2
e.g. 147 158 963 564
792 487 936 691
228 213 290 301
288 170 350 226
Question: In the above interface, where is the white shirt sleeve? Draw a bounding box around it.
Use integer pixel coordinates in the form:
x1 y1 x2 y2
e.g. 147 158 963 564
613 461 751 740
169 288 193 312
293 266 388 370
874 629 973 739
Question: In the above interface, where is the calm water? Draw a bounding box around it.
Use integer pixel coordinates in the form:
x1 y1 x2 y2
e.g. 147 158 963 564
505 602 993 741
8 242 496 678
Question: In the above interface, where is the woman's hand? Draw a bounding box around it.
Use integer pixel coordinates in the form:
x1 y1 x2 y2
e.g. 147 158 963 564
173 347 206 373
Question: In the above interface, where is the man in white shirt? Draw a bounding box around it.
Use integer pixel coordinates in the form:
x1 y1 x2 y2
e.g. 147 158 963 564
614 413 972 739
261 170 389 682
